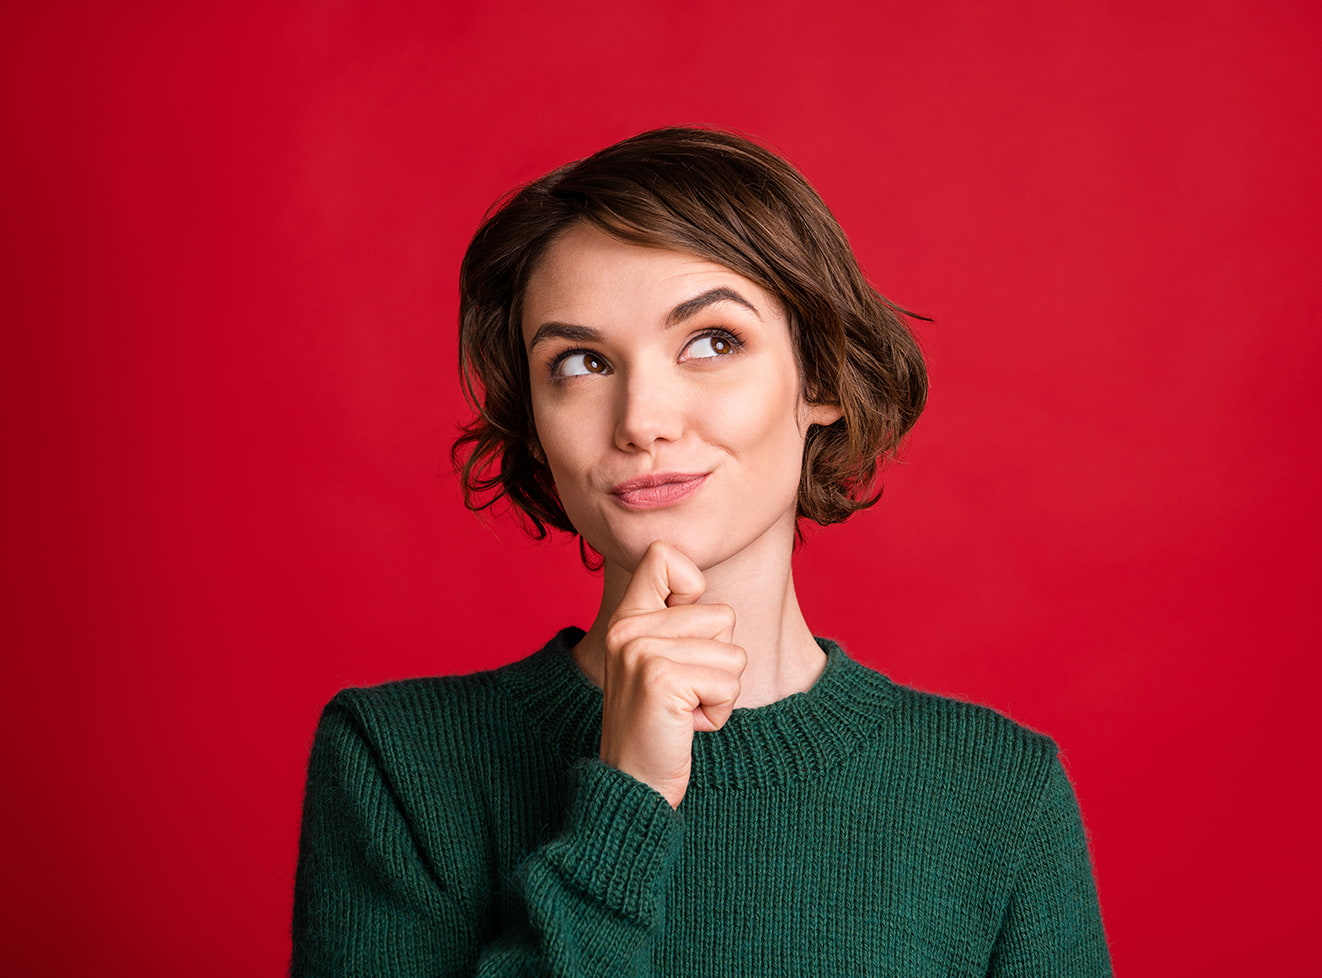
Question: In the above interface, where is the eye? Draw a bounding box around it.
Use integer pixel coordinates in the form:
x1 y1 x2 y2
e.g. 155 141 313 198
685 332 739 360
552 351 610 378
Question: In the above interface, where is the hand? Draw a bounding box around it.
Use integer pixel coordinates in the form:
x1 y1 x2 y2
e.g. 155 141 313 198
598 541 747 808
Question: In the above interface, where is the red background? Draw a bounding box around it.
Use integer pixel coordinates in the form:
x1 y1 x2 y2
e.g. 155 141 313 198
17 0 1321 973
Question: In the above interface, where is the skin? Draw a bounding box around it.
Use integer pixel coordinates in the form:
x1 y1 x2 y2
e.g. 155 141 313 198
521 222 842 808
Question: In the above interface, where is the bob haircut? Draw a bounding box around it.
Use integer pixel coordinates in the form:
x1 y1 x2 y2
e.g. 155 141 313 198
453 126 928 544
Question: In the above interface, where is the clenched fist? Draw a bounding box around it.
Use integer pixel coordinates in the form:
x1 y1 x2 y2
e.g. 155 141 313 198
599 541 748 808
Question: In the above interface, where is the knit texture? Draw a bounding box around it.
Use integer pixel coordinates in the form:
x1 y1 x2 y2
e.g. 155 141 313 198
293 628 1111 976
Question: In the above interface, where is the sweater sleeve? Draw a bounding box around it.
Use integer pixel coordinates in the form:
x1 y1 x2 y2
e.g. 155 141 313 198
986 753 1112 978
291 693 684 977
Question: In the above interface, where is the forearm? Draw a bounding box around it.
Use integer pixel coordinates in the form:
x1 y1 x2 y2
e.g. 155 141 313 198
292 698 682 977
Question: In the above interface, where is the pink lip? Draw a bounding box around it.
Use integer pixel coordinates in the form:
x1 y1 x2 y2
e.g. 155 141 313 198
609 472 709 510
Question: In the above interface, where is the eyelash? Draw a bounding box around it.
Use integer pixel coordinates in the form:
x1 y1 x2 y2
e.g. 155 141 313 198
545 327 746 382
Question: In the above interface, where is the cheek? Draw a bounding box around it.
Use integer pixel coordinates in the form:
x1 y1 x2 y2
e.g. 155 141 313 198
531 399 571 477
708 368 808 475
535 421 578 481
531 395 605 506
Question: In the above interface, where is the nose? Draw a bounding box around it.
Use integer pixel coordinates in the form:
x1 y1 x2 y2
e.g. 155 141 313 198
613 367 684 453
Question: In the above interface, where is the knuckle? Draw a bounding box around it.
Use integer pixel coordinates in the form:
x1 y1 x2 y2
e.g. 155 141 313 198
605 617 639 652
621 634 676 674
638 655 673 691
617 636 651 670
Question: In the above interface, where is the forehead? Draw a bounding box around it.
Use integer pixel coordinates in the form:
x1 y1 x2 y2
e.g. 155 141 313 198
520 223 780 339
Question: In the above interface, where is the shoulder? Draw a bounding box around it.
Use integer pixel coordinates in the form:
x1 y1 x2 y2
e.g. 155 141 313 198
842 673 1073 882
826 639 1058 769
812 639 1063 809
326 667 507 733
831 649 1063 813
885 679 1058 758
881 677 1063 818
313 627 590 766
321 656 537 753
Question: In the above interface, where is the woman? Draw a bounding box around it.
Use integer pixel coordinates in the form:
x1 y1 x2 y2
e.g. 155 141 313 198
293 127 1111 976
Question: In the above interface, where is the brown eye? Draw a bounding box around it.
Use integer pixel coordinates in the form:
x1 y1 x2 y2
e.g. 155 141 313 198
687 334 736 359
556 352 609 377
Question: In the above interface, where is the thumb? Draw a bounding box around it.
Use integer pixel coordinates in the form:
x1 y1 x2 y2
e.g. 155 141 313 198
613 541 706 620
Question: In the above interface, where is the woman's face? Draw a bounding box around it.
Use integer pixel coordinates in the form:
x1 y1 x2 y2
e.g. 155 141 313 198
521 223 840 573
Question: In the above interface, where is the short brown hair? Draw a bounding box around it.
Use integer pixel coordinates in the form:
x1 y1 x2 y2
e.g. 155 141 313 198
453 126 927 541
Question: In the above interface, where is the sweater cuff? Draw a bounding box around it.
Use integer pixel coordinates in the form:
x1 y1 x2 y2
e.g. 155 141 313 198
540 759 684 924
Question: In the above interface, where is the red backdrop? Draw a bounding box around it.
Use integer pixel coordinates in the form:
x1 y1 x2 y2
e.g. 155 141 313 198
22 0 1322 973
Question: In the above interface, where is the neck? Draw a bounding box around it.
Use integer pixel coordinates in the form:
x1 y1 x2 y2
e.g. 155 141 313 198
574 517 827 708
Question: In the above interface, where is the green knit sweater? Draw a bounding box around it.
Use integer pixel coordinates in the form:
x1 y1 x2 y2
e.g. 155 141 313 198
293 628 1111 976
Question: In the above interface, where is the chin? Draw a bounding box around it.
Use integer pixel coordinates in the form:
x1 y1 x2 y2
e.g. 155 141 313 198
585 513 790 577
577 515 702 572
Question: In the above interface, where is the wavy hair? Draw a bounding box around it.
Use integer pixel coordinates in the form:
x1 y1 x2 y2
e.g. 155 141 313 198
452 127 928 544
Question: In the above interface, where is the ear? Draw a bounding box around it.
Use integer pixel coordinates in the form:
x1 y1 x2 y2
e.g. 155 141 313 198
801 400 843 428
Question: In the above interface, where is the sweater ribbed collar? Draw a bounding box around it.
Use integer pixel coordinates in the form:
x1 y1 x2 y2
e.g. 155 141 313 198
498 627 897 792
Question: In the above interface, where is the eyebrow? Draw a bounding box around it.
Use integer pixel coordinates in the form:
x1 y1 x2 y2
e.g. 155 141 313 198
665 287 761 326
526 322 603 352
527 287 762 351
